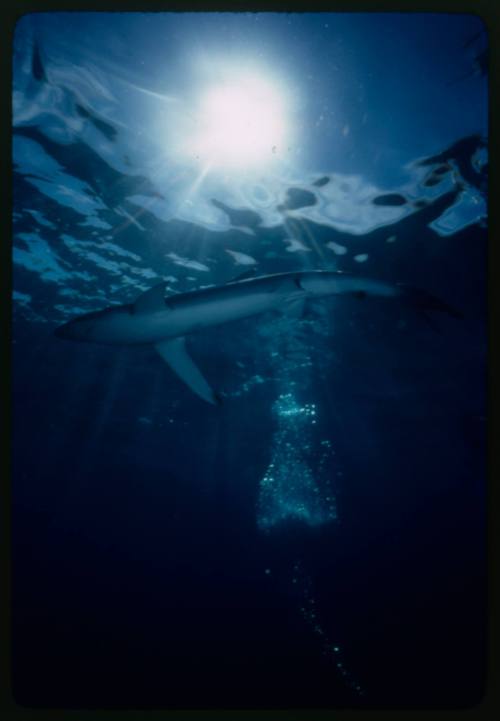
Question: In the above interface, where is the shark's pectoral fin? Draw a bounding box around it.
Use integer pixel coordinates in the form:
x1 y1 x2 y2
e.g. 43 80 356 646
280 297 307 319
155 337 219 405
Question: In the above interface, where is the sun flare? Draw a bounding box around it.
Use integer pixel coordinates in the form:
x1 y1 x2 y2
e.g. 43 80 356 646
191 75 289 170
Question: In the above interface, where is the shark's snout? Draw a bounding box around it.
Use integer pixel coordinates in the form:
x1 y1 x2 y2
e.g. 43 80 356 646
54 318 96 340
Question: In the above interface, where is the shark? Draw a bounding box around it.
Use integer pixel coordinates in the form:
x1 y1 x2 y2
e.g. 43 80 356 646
54 270 461 404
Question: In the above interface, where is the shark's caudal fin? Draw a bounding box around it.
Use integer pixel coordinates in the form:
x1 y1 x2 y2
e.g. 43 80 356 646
155 337 220 406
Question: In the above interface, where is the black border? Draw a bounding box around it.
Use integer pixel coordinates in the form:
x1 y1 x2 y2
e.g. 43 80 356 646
2 1 498 719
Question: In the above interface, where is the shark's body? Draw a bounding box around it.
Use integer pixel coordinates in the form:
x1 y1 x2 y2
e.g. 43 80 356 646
55 270 459 404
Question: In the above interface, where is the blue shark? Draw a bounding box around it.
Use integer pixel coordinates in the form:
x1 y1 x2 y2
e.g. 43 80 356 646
55 270 460 404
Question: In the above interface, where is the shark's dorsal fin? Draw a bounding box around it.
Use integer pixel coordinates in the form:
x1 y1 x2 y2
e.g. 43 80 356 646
154 337 221 406
230 267 258 283
133 283 166 314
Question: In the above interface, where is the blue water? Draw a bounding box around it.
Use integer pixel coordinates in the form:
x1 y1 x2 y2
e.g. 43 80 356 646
12 12 487 709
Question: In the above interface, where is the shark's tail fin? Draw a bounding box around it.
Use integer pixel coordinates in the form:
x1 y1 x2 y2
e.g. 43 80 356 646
398 284 464 328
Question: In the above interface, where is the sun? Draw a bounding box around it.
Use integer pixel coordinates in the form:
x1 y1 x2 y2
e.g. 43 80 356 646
191 74 289 170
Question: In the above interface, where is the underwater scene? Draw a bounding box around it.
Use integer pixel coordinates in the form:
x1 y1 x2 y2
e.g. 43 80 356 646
12 12 487 709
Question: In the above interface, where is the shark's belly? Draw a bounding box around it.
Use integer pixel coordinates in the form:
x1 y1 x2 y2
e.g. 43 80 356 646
98 298 269 344
100 288 281 345
170 292 274 335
